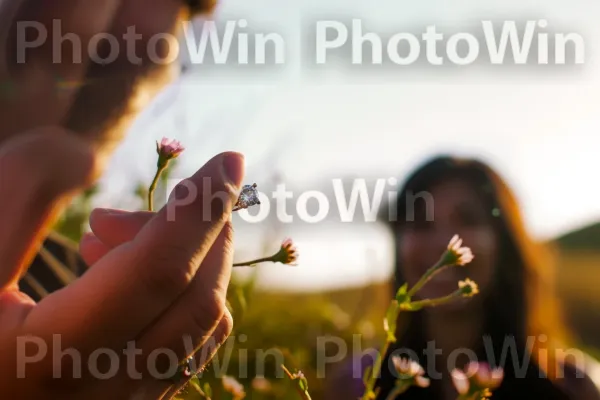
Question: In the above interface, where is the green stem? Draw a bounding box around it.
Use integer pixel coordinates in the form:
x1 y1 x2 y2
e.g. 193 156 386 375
148 164 166 211
404 289 462 310
407 258 448 297
233 256 273 267
298 390 312 400
281 365 312 400
361 338 393 400
385 384 409 400
188 379 210 399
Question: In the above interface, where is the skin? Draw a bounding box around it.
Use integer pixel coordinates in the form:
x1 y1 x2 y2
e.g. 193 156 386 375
0 2 239 399
398 178 498 303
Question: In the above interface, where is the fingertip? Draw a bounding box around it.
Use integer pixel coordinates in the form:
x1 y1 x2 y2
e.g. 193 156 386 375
79 231 97 245
79 231 103 251
88 208 106 228
79 232 110 267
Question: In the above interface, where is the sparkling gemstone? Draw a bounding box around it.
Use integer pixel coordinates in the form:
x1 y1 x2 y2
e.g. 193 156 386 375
235 183 260 210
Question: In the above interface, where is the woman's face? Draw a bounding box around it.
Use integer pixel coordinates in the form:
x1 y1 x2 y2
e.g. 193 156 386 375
397 178 499 303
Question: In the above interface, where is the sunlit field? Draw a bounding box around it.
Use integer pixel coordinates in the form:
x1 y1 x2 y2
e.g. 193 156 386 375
39 168 600 400
171 246 600 400
5 1 600 399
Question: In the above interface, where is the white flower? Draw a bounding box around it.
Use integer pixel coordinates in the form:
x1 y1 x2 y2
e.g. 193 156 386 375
391 357 430 388
446 235 474 266
451 369 470 395
414 375 431 388
392 357 423 377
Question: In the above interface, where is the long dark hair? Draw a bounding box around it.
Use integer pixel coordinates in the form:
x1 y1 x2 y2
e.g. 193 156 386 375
376 155 573 399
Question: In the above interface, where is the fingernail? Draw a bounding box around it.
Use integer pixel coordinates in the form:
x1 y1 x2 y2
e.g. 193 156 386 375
221 152 245 188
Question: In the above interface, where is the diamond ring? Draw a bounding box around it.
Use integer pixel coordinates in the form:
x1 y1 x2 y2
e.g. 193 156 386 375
233 183 260 212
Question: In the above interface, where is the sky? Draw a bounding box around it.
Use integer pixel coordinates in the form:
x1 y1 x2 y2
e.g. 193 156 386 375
94 0 600 291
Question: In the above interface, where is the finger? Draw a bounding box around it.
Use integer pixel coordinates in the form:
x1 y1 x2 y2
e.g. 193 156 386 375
83 209 153 265
136 221 235 371
0 128 96 291
89 208 153 248
86 222 234 399
79 232 111 266
28 152 244 354
0 1 123 139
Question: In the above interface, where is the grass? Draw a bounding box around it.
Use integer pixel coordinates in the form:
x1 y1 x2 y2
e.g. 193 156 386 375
179 247 600 400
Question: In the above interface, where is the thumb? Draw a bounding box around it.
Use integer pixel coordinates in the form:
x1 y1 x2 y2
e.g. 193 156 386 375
0 127 98 291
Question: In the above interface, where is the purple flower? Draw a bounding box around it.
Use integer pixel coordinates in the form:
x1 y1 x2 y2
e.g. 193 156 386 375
156 137 185 160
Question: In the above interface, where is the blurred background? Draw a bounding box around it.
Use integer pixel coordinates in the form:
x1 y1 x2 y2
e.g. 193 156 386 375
48 0 600 398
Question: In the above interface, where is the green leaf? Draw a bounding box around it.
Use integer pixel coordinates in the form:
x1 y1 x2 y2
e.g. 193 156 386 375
298 376 309 391
395 283 411 304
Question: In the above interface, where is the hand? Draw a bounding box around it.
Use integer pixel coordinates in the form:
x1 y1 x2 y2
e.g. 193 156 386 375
0 127 245 399
0 1 207 160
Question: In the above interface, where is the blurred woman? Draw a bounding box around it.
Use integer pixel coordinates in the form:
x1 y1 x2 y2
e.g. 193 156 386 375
331 155 600 399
